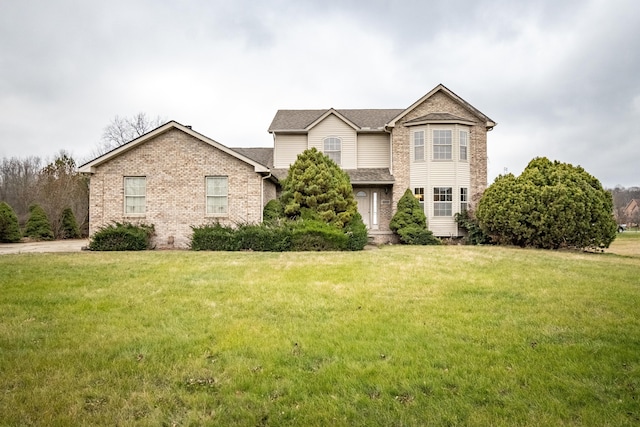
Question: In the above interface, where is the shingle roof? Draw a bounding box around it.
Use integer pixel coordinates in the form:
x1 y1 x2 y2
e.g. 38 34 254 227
270 168 394 184
231 147 273 168
268 109 404 132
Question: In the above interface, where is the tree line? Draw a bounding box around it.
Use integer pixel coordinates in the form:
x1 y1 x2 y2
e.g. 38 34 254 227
0 152 89 239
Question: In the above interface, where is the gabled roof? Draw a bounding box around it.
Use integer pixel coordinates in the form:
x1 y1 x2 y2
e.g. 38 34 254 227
268 84 495 133
624 199 640 213
78 121 269 174
268 109 403 132
387 84 496 129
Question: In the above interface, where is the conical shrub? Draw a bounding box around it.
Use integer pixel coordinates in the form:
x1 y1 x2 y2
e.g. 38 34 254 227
24 204 54 241
0 202 22 243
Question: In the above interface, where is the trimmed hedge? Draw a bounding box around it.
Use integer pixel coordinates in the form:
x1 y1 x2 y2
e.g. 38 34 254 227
88 222 155 251
190 218 368 252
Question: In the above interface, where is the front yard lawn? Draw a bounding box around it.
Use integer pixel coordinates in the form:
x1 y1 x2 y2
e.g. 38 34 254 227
1 242 639 426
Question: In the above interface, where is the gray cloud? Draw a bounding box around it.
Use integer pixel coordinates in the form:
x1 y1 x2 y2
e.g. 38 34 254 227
0 0 638 187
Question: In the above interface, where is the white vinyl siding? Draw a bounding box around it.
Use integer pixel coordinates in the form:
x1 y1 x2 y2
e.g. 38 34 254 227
274 134 307 168
357 133 390 168
206 176 228 215
308 114 357 169
409 124 472 237
124 177 146 214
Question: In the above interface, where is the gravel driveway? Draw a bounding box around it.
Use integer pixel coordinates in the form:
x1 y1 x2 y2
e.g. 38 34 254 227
0 239 89 255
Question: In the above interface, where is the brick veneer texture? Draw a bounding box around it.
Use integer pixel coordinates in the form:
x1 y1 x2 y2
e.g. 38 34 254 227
88 129 269 248
390 91 488 213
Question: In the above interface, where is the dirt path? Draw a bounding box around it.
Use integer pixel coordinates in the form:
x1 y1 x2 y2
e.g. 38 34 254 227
0 239 89 255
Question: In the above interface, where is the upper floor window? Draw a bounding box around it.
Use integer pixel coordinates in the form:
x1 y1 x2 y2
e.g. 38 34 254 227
206 176 228 215
124 176 146 214
433 130 452 160
460 131 468 161
323 137 341 165
413 131 425 161
434 187 453 216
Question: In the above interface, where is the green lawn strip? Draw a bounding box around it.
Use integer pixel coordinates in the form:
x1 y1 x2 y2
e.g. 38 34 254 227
0 247 638 426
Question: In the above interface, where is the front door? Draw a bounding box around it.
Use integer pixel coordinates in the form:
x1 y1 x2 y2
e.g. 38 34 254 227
355 189 379 230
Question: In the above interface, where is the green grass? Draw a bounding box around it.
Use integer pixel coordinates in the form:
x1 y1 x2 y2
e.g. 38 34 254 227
1 240 639 426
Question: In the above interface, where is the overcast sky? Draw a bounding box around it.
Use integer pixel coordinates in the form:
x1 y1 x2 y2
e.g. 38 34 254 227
1 0 639 187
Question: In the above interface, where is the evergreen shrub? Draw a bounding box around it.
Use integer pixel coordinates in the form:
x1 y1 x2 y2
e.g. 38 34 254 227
0 202 22 243
88 222 155 251
390 189 440 245
24 204 54 241
291 220 348 251
190 223 239 251
60 207 81 239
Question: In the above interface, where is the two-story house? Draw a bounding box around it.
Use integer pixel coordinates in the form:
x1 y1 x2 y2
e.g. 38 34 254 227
267 84 495 242
79 84 495 248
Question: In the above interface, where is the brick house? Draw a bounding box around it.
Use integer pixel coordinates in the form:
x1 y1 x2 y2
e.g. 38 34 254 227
623 199 640 225
79 84 495 247
78 123 276 248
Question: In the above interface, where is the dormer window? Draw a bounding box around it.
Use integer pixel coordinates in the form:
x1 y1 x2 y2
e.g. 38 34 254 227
324 137 341 165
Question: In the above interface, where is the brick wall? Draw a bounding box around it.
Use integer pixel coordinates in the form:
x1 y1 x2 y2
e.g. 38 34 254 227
88 128 268 248
390 91 489 212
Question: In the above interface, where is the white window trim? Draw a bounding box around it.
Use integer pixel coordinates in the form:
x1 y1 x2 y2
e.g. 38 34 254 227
459 130 468 162
323 136 341 166
124 176 146 216
433 187 453 216
414 130 425 162
206 176 229 216
433 129 452 161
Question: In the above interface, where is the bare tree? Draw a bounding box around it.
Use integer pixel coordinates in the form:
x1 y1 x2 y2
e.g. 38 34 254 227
0 156 42 225
39 151 89 237
93 113 167 157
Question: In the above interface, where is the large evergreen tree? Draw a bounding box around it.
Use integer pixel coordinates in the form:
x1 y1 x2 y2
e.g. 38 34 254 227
477 157 617 250
280 148 357 228
0 202 22 243
60 207 81 239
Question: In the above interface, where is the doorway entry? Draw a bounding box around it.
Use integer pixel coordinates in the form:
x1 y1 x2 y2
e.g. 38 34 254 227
355 189 379 230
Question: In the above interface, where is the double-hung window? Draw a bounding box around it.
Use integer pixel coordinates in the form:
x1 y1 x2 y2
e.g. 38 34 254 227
206 176 228 215
323 137 341 165
413 131 425 161
414 187 425 207
460 131 468 161
434 187 453 216
433 130 452 160
124 177 146 214
460 188 468 212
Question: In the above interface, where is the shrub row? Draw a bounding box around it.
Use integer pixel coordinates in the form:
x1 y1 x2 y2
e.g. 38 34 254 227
0 201 82 242
191 216 368 252
88 222 155 251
